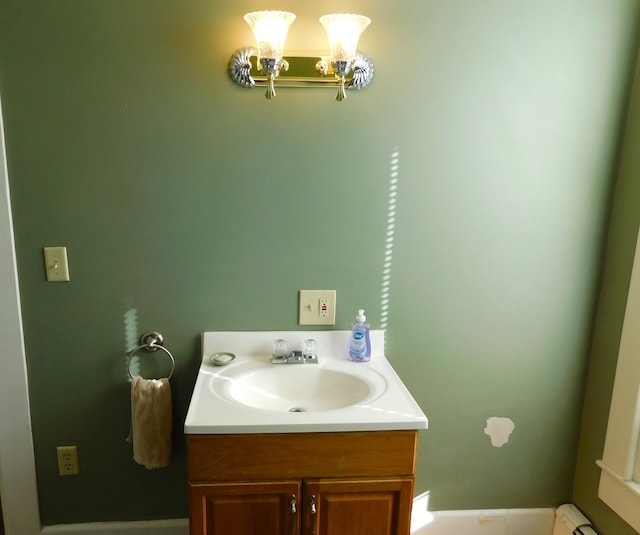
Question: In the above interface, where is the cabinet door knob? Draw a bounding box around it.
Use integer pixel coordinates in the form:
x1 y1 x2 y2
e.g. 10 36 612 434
309 495 317 535
290 494 297 514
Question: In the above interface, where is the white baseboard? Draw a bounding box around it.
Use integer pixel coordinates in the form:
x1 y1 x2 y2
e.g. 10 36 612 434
40 507 555 535
41 518 189 535
412 508 555 535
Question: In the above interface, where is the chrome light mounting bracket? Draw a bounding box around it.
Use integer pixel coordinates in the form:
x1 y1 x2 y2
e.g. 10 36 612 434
228 47 374 94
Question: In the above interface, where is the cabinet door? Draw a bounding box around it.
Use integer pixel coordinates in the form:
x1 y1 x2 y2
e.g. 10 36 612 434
304 478 414 535
190 480 301 535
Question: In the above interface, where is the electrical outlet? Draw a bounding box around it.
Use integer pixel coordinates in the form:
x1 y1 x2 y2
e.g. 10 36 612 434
299 290 336 325
320 298 329 317
57 445 80 476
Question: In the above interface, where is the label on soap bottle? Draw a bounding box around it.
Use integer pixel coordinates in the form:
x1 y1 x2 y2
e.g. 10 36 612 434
349 330 367 361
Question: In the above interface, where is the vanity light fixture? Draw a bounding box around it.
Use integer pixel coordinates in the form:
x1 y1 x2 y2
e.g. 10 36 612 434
228 11 374 101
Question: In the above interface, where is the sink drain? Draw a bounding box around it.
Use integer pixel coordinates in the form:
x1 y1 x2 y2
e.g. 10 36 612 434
289 407 306 413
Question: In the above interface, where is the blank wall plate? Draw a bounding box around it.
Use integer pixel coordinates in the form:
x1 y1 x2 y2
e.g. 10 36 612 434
299 290 336 325
44 246 70 282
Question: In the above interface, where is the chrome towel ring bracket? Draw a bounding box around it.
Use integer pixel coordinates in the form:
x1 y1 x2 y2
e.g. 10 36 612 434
127 331 175 380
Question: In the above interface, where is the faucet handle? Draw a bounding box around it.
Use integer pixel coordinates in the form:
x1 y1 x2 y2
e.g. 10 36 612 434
272 338 288 362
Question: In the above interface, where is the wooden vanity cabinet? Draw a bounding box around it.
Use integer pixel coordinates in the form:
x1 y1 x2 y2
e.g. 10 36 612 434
188 431 418 535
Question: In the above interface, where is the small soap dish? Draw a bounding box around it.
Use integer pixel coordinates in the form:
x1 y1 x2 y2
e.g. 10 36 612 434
210 352 236 366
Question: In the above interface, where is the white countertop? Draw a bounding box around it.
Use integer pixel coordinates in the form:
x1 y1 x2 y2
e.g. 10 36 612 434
184 330 428 434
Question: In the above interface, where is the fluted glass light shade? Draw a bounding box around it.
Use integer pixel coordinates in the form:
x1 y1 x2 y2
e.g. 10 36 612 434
319 13 371 101
243 11 296 99
243 11 296 61
319 13 371 63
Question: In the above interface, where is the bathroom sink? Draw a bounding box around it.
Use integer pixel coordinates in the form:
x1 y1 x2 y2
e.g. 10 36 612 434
185 330 428 434
219 362 385 412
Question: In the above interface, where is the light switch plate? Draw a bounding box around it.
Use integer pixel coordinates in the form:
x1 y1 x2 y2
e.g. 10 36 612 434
299 290 336 325
44 246 70 282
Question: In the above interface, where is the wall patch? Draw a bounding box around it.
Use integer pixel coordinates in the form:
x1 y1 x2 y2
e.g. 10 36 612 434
484 417 515 447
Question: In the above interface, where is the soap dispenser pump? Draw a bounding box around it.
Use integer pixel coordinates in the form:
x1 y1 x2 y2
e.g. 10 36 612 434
348 309 371 362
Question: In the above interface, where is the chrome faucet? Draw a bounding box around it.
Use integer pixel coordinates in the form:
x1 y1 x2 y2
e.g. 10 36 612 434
271 338 318 364
272 349 318 365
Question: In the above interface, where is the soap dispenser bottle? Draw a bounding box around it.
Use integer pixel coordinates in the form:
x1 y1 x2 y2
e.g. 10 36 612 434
349 309 371 362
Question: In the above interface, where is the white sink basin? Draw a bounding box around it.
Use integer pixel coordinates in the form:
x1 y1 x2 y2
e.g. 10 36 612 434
185 330 428 434
217 361 386 412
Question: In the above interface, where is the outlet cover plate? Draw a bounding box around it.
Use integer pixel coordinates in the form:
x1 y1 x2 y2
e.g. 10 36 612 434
299 290 336 325
56 445 80 476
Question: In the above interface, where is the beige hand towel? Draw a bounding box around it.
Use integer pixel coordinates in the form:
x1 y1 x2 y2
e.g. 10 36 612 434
129 376 172 469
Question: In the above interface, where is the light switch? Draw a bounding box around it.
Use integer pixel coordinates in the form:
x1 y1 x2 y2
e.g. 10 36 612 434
44 246 70 282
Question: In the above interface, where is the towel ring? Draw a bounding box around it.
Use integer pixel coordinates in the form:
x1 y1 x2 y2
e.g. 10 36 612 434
127 331 175 380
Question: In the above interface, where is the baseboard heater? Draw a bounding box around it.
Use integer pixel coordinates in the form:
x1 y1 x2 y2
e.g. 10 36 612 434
553 504 598 535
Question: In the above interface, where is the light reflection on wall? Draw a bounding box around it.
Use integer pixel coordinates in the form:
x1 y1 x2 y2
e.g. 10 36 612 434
380 148 400 330
411 491 435 533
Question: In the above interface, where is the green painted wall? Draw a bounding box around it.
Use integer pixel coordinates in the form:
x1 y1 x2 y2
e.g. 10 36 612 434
573 50 640 535
1 0 638 526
